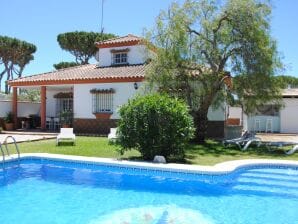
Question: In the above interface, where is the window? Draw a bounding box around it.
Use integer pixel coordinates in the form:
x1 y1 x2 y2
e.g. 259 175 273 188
56 98 73 115
54 92 73 116
255 105 279 116
112 52 128 65
90 88 115 113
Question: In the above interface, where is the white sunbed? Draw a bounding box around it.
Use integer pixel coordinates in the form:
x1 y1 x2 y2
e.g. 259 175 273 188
56 128 76 146
108 128 117 141
264 141 298 155
223 131 261 151
286 145 298 155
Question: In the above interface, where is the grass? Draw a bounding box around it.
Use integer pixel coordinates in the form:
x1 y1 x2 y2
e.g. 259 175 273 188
14 137 140 159
8 136 298 166
184 139 298 165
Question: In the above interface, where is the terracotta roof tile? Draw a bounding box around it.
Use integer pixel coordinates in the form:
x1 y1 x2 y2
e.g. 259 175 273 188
95 34 143 48
9 64 147 86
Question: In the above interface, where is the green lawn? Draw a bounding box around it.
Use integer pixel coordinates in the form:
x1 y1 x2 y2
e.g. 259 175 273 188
10 136 298 166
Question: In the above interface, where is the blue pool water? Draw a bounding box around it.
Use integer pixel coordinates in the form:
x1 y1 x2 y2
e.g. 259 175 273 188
0 158 298 224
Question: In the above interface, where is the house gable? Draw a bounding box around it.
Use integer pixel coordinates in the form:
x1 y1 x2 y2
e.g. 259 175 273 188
95 34 151 67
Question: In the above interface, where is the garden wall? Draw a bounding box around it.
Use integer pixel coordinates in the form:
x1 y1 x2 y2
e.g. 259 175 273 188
0 100 40 129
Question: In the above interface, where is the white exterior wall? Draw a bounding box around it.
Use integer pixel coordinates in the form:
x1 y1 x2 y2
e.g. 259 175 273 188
228 106 242 119
243 113 248 131
280 98 298 133
207 104 226 121
0 101 11 116
97 45 148 67
73 82 143 119
74 82 225 121
46 89 61 117
0 100 40 117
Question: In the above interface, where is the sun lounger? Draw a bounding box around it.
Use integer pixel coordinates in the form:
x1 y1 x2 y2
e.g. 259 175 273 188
56 128 76 146
108 128 117 141
286 145 298 155
263 141 298 155
223 131 261 150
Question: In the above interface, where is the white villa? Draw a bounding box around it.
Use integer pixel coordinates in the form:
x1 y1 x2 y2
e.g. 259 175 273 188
7 34 226 137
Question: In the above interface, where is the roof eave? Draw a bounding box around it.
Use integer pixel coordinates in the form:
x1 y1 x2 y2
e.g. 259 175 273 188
8 76 145 87
95 40 141 49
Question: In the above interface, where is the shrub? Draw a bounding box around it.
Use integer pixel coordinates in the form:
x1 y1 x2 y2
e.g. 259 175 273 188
4 111 13 123
117 94 194 160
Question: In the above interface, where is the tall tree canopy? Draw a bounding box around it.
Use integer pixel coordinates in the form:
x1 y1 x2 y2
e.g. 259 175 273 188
147 0 283 142
0 36 36 93
275 75 298 88
53 61 79 70
57 31 116 64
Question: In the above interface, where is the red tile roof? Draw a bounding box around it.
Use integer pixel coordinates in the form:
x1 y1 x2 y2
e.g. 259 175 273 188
95 34 143 48
9 64 146 86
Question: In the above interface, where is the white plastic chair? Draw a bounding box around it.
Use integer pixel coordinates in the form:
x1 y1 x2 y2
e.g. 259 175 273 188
56 128 76 146
54 117 60 131
266 118 273 133
254 118 261 133
46 117 52 130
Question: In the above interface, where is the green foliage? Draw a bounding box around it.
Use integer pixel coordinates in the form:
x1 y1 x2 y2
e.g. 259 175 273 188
4 111 13 123
117 94 195 160
57 31 116 64
146 0 283 141
275 75 298 88
60 110 73 127
0 35 36 93
53 61 79 70
18 89 40 102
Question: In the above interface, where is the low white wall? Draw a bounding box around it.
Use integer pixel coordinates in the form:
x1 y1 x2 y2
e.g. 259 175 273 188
0 100 40 117
280 98 298 133
74 82 143 119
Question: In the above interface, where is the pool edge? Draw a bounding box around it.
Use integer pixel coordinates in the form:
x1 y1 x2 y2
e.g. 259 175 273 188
2 153 298 175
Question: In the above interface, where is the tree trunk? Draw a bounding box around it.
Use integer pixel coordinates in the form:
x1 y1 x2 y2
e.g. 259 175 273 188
193 109 209 144
0 70 6 92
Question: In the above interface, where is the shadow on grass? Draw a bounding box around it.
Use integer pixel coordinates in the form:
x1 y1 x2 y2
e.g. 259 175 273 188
56 142 75 147
106 139 296 165
184 139 290 163
120 155 143 161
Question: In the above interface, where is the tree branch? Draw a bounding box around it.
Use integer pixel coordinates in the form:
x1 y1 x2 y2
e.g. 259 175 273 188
213 13 230 34
187 26 213 44
201 50 218 71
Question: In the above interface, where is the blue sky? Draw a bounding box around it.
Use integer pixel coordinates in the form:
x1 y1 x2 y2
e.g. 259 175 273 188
0 0 297 79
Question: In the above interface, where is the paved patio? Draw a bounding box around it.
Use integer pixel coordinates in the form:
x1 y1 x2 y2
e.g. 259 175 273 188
0 132 56 144
256 133 298 143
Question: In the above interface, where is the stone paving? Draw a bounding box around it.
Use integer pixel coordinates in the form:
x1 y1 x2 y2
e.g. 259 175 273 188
256 133 298 143
0 133 56 144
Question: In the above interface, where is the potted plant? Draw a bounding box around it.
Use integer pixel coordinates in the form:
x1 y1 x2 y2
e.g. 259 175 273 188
60 110 73 128
4 111 14 131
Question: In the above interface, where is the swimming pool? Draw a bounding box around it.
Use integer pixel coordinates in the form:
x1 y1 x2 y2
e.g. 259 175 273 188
0 155 298 224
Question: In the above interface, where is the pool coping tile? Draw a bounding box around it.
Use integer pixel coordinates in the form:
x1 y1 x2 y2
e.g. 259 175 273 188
2 153 298 175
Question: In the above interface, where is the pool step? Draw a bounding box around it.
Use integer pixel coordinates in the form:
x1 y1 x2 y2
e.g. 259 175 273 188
232 169 298 197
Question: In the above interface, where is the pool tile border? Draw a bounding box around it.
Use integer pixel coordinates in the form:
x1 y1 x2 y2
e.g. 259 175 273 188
2 153 298 175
